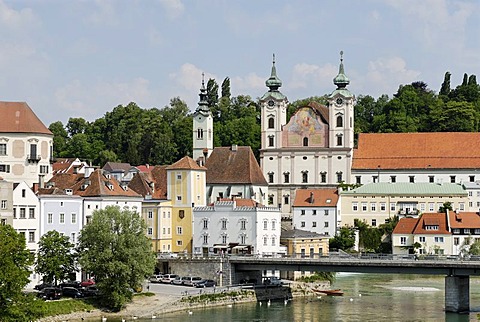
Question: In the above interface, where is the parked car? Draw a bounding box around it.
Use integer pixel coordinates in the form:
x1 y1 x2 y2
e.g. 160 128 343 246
59 280 81 289
182 276 202 286
171 276 184 285
263 276 283 286
149 275 163 283
62 287 84 298
37 287 62 300
80 279 95 287
161 274 179 284
34 282 53 291
194 279 216 288
82 285 99 297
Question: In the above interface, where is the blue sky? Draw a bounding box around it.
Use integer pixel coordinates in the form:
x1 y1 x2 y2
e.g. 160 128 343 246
0 0 479 126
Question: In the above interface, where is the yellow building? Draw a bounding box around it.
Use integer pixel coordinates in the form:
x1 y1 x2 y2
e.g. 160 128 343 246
166 156 207 254
281 229 329 257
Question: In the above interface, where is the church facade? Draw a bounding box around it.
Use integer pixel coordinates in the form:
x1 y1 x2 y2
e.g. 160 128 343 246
259 53 355 217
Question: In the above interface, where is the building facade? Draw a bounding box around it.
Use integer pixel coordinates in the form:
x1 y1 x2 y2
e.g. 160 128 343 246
192 75 214 163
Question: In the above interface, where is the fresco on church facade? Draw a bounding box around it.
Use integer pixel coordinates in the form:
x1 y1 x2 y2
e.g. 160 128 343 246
282 107 328 147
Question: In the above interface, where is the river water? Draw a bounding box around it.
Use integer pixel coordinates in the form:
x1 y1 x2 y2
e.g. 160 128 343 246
94 274 480 321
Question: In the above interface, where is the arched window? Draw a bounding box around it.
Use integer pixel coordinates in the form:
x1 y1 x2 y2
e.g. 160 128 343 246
303 137 309 146
302 171 308 183
197 128 204 139
336 115 343 127
268 117 275 129
337 135 343 146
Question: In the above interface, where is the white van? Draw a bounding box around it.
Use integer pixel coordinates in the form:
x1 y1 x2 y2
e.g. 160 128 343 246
161 274 179 284
182 276 202 286
149 275 163 283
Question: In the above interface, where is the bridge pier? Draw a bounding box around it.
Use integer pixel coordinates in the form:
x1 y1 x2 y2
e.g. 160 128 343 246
445 275 469 313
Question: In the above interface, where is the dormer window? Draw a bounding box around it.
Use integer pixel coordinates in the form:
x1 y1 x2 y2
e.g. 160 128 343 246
425 225 439 231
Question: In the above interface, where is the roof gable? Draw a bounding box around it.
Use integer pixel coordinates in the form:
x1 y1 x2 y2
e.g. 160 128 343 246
0 102 52 135
293 188 338 207
166 156 206 171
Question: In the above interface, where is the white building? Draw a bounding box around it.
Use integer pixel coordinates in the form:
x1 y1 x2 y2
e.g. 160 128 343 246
0 102 53 187
192 199 282 256
0 177 13 226
192 75 213 163
292 188 339 237
12 182 40 288
259 53 355 217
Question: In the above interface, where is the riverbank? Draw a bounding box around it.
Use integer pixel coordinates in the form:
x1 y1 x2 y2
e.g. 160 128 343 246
39 282 329 322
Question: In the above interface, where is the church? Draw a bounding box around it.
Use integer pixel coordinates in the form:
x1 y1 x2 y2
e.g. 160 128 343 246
259 53 355 218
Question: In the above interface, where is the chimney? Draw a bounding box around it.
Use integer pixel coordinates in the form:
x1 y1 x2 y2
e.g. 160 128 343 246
231 144 238 152
203 148 209 161
38 175 45 189
310 191 314 204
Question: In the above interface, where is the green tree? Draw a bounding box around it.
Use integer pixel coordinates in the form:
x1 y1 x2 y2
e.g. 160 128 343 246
329 227 355 251
48 121 68 157
439 71 451 98
0 225 34 321
35 230 76 285
206 78 219 118
438 202 453 213
77 206 156 311
66 117 89 137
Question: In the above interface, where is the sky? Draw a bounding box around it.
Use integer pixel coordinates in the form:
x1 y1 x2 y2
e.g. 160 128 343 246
0 0 479 126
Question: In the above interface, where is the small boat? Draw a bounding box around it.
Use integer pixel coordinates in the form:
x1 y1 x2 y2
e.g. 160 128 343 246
313 288 344 296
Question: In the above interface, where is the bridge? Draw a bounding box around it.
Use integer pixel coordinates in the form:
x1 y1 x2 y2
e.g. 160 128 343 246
227 253 480 313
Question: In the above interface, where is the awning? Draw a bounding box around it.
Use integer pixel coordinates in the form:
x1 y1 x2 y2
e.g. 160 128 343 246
213 244 228 249
232 245 250 250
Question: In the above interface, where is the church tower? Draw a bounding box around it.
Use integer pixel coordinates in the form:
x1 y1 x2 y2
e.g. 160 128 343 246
259 54 288 151
328 51 355 151
192 74 213 164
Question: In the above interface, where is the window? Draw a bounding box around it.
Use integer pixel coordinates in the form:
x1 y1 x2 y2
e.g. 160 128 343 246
362 202 367 212
353 203 358 211
147 228 153 235
71 213 76 224
0 143 6 155
22 189 26 198
312 222 317 227
434 237 444 243
0 164 10 173
148 210 153 219
71 233 76 244
454 237 460 246
470 176 475 182
268 172 274 183
284 195 289 205
29 144 37 159
372 219 377 227
302 172 308 183
162 228 166 234
221 219 227 230
400 237 406 245
177 174 182 180
324 210 329 216
336 115 343 127
465 228 471 234
268 117 275 129
301 221 305 228
390 176 396 183
29 231 35 243
268 136 274 147
263 220 268 230
303 137 309 146
13 208 16 218
203 235 208 244
284 172 290 183
301 210 305 215
263 236 268 246
0 200 6 209
371 203 376 212
222 235 227 244
177 227 183 235
450 176 456 183
356 176 361 184
202 218 208 229
429 203 434 212
380 203 386 211
336 135 342 146
475 229 480 234
177 196 182 201
336 172 343 183
268 195 274 205
320 172 327 183
313 210 317 215
29 208 35 219
324 222 329 228
20 208 26 219
272 220 276 230
176 240 183 246
429 176 435 183
240 219 246 230
409 176 415 183
60 213 65 224
419 236 426 243
271 237 276 246
197 128 203 139
40 165 49 174
47 213 53 224
390 203 396 212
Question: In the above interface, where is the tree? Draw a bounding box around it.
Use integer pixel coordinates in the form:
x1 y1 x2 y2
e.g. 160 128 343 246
329 227 355 251
48 121 68 157
35 230 76 285
439 71 451 98
0 225 34 321
77 206 156 311
438 202 453 213
221 77 231 99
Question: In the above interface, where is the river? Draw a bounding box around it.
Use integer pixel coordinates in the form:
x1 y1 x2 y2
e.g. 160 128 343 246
94 273 480 321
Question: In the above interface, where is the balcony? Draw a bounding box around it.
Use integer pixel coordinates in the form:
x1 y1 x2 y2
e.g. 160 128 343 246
398 209 420 217
27 154 41 163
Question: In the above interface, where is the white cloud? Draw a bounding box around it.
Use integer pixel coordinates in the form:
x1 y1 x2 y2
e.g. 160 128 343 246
158 0 184 19
290 63 338 90
86 0 118 27
0 0 37 29
54 78 152 120
231 73 265 96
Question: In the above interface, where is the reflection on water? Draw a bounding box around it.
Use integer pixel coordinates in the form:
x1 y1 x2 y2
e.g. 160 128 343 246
86 274 480 322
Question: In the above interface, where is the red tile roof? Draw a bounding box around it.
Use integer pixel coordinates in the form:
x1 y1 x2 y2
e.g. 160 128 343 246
128 165 168 199
449 212 480 229
166 156 206 171
413 213 449 234
393 217 419 234
70 169 141 197
353 132 480 170
205 146 267 185
0 101 52 135
293 188 338 207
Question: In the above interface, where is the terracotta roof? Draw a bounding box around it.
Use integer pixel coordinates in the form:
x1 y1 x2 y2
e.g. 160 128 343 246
413 213 449 234
449 212 480 229
205 146 267 185
353 132 480 170
293 188 338 207
71 169 141 197
128 165 168 199
45 173 84 190
0 101 52 135
136 164 153 173
166 156 206 171
393 217 419 234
